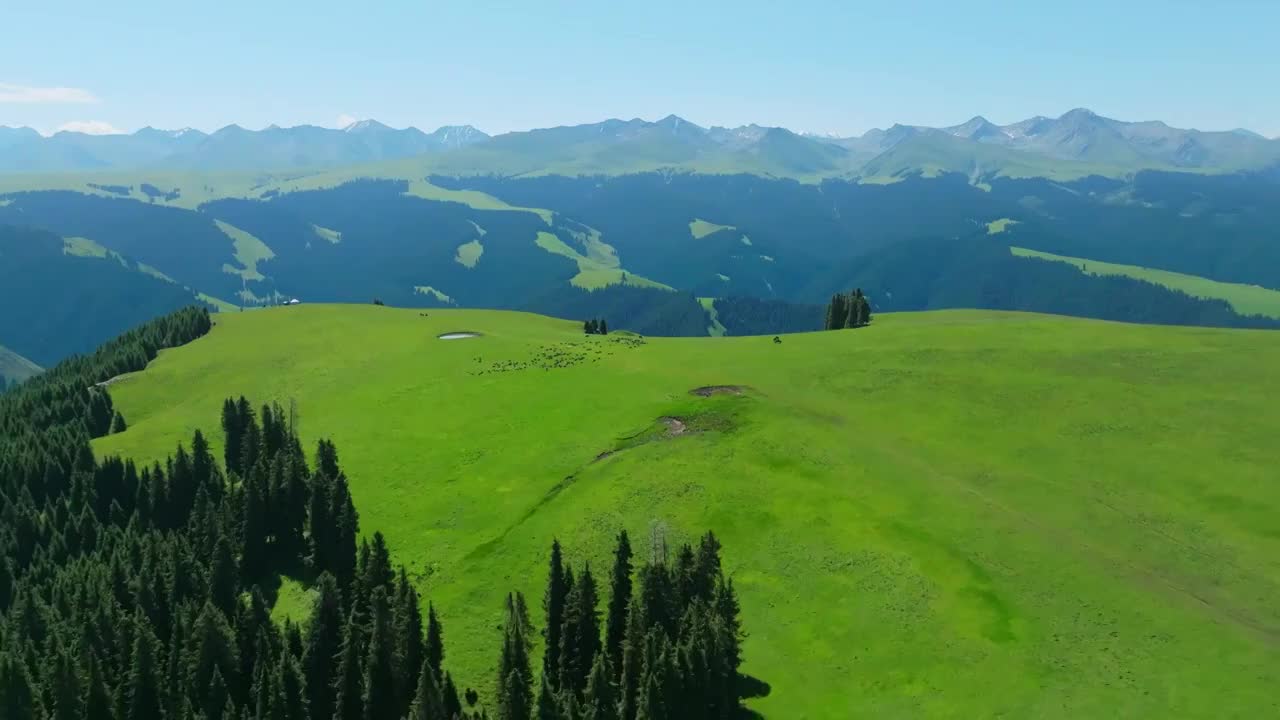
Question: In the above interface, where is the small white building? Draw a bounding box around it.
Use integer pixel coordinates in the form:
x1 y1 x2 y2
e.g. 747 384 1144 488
286 298 301 305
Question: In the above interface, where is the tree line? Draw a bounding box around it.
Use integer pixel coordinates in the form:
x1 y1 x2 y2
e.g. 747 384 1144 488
582 319 609 335
0 306 754 719
823 289 872 330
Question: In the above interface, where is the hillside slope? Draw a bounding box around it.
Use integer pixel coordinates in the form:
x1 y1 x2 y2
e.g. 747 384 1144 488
0 344 40 385
94 305 1280 718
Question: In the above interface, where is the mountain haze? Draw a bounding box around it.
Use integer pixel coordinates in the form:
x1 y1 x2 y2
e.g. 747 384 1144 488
3 109 1276 178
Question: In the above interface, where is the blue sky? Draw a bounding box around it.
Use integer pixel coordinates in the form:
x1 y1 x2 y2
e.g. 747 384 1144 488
3 0 1277 137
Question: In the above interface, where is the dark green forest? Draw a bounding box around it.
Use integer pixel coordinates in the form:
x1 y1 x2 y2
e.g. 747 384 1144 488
0 226 206 366
0 308 752 720
710 298 823 336
837 235 1280 329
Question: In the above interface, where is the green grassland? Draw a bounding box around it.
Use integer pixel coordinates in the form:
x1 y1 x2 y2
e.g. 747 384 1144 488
94 305 1280 718
454 239 485 268
533 230 671 290
698 297 727 336
1013 246 1280 318
986 217 1020 234
215 219 276 282
690 218 736 239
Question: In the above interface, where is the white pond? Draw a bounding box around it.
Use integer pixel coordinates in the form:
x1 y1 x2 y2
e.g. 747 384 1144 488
438 332 482 340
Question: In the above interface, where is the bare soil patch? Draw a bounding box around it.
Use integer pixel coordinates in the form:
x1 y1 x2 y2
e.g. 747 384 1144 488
689 385 747 396
660 416 688 435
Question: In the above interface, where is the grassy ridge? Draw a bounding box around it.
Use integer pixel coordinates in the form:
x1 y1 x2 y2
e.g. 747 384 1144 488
1013 246 1280 318
94 305 1280 717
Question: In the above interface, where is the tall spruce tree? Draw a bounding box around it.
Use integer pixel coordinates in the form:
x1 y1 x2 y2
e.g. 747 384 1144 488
124 623 165 720
361 587 397 720
496 593 533 720
46 647 83 720
329 475 359 592
543 540 568 691
0 653 40 720
559 564 602 696
303 574 343 720
393 570 426 718
425 603 444 681
582 654 617 720
208 534 239 617
441 673 462 720
332 607 365 720
605 531 633 684
80 653 115 720
221 399 243 477
406 660 446 720
535 674 561 720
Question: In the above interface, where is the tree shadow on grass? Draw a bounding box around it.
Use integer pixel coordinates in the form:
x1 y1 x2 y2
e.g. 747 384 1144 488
736 673 773 719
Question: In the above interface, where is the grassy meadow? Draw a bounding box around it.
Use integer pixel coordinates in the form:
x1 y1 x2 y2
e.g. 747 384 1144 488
94 305 1280 718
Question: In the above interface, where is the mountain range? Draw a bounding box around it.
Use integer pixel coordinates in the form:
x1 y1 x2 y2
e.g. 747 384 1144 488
3 110 1278 178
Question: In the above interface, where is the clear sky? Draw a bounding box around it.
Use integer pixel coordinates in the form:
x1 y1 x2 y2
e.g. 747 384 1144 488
3 0 1277 137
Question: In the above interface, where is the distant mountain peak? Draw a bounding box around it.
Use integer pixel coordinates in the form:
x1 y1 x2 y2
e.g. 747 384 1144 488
1230 128 1266 140
946 116 1009 142
1060 107 1100 120
343 119 392 133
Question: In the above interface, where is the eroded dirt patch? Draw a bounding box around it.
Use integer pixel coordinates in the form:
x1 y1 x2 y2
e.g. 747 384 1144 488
660 416 688 436
690 385 747 397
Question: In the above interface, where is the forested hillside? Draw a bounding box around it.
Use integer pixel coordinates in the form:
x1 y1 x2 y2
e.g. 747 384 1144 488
0 225 207 366
3 168 1279 365
0 307 753 719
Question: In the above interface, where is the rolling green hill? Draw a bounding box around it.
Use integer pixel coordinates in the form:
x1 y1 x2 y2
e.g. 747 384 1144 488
1011 246 1280 318
94 304 1280 718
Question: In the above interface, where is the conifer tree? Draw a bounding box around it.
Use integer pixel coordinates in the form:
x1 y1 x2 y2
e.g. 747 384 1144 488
208 534 239 617
303 574 343 720
496 592 533 720
276 653 306 720
110 411 127 435
441 673 461 720
329 475 359 592
189 602 240 713
393 570 426 717
616 600 646 720
582 654 617 720
307 471 334 573
361 587 397 720
605 531 633 683
221 399 243 477
559 564 601 695
425 603 444 681
0 653 40 720
599 319 608 335
406 660 446 720
204 667 230 720
124 623 165 720
80 653 114 720
46 647 83 720
332 608 365 720
240 471 268 581
543 540 568 691
315 438 341 481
